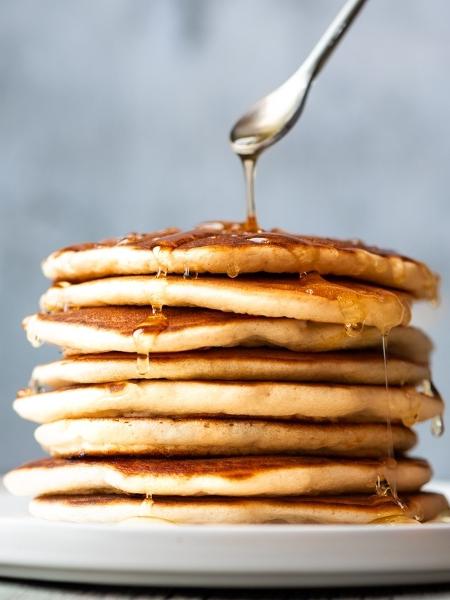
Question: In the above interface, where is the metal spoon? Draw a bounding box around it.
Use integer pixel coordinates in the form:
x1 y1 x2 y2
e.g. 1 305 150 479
230 0 368 158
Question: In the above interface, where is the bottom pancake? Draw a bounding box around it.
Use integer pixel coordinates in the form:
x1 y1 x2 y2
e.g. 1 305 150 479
34 418 417 458
4 456 431 498
30 492 448 524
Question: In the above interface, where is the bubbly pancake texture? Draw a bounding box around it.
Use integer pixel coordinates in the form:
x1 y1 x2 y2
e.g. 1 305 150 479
34 418 416 458
42 221 438 299
15 380 442 425
24 306 422 355
40 273 411 332
30 348 431 388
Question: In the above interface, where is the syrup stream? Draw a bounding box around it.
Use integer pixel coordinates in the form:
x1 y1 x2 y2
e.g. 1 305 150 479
241 157 259 232
380 332 404 509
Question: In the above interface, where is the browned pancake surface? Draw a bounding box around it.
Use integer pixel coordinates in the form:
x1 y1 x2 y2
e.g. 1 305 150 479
38 306 246 335
16 455 428 479
54 224 415 261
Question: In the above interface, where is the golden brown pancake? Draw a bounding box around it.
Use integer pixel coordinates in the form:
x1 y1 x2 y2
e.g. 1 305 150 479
29 492 448 524
34 418 416 458
23 306 425 355
41 221 438 299
30 348 431 388
15 380 442 426
40 273 411 332
4 455 432 497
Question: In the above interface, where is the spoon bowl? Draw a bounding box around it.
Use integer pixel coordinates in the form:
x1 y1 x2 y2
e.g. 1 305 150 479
230 0 367 158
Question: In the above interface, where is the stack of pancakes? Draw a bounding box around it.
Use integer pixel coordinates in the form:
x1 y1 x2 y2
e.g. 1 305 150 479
4 222 448 524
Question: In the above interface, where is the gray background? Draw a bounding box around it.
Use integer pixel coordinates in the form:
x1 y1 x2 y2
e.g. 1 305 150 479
0 0 449 476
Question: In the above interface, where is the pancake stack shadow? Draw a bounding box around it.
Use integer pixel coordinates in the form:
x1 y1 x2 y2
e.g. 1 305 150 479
4 222 448 524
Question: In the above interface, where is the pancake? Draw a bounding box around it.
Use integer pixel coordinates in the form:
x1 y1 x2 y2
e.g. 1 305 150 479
23 306 426 355
4 456 431 497
15 381 442 426
41 221 438 299
40 273 411 332
29 492 448 524
30 348 431 388
34 418 416 458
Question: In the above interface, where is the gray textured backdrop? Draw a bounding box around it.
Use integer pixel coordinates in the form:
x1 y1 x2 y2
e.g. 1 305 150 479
1 0 449 476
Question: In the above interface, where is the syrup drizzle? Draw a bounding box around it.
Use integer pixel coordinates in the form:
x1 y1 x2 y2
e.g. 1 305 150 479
132 310 168 376
241 157 259 232
378 332 405 511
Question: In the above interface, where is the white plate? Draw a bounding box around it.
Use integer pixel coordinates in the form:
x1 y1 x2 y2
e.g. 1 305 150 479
1 481 450 588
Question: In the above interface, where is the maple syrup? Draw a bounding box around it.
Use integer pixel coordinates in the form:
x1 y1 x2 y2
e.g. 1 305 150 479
226 263 240 278
241 157 260 232
26 331 43 348
431 414 445 438
132 312 169 376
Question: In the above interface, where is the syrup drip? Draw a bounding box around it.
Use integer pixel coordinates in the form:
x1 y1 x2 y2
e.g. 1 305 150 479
132 312 169 376
379 332 404 509
241 157 259 232
26 331 43 348
153 246 168 278
226 263 240 278
431 414 445 438
344 322 364 337
28 379 44 394
338 293 366 336
183 265 190 278
418 380 445 437
136 353 150 375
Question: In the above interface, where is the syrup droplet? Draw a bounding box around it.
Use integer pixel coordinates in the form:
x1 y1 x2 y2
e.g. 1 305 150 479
226 263 240 278
27 331 43 348
153 246 168 278
249 236 269 244
431 414 445 438
28 378 44 394
136 353 150 376
419 379 434 397
344 322 364 337
152 304 163 316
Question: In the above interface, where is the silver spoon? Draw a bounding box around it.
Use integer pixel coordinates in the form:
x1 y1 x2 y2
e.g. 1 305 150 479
230 0 368 158
229 0 367 228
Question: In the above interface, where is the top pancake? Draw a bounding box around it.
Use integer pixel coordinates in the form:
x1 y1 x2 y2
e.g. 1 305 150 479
42 221 438 299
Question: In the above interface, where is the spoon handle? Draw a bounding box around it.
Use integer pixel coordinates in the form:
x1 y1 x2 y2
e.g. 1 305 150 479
300 0 367 81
